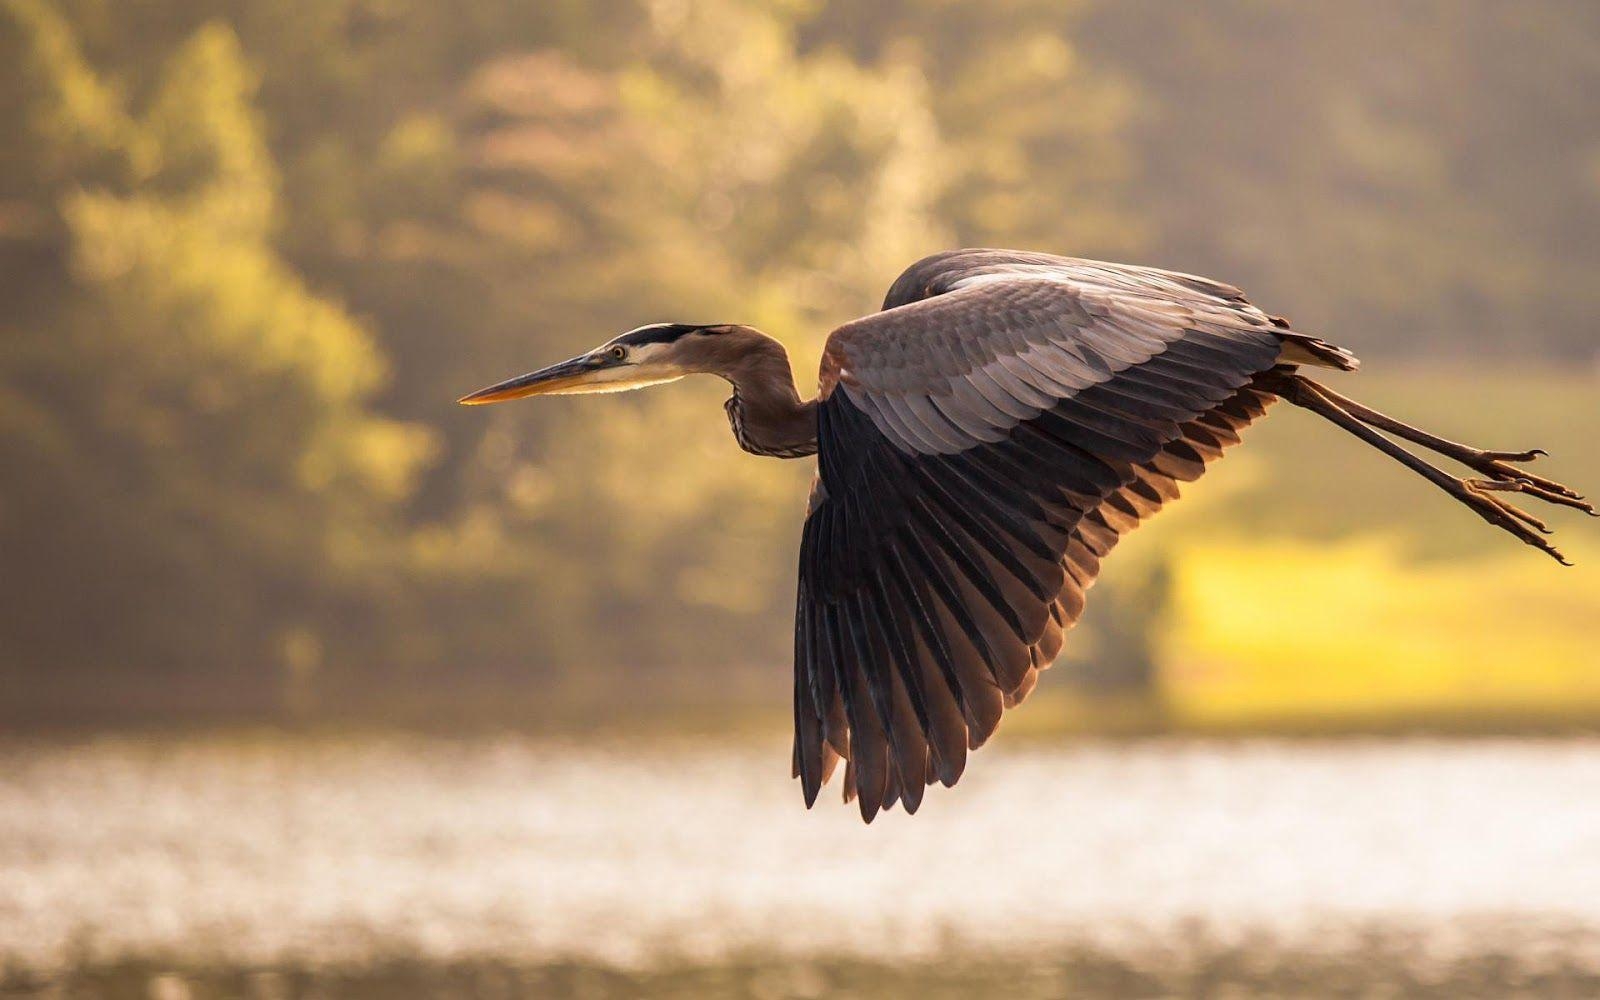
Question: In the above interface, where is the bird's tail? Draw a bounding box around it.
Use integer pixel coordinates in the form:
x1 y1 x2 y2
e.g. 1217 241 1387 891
1276 332 1362 371
1259 369 1594 564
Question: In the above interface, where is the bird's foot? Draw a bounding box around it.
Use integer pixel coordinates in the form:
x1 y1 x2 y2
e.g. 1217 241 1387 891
1457 478 1574 565
1454 449 1594 516
1451 439 1593 567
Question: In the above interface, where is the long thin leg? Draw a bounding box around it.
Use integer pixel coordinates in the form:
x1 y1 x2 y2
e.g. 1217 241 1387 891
1300 377 1593 513
1268 373 1578 565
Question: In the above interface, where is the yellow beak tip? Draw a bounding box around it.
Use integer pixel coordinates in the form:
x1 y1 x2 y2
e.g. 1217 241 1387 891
457 388 521 405
457 361 592 407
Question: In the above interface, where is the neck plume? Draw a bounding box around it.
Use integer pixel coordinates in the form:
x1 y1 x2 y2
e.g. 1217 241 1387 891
709 329 818 458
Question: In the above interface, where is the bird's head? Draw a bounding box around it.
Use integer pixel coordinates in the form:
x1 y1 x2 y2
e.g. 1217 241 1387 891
457 323 749 404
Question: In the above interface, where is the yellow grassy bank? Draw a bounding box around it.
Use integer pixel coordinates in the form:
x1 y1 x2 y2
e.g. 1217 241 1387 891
1165 536 1600 730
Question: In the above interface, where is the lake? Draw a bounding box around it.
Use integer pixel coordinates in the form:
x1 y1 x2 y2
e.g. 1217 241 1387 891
3 734 1600 997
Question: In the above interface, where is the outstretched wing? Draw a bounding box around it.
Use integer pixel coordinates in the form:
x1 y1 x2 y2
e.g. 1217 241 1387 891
794 249 1288 821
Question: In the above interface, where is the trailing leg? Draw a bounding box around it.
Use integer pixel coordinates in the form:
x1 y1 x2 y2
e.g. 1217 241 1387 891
1302 377 1593 514
1261 370 1591 565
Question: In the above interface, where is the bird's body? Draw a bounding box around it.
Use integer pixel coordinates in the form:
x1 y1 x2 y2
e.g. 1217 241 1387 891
461 248 1592 822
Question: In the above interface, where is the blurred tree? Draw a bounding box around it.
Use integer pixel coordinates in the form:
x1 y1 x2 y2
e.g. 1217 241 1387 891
801 0 1142 256
1081 0 1600 361
0 4 431 712
390 0 1144 692
389 1 961 685
1062 558 1174 698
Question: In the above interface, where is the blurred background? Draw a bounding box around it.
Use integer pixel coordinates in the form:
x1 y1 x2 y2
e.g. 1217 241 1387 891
1 0 1598 996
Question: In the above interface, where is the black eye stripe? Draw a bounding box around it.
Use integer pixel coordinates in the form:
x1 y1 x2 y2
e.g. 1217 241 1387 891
614 323 707 347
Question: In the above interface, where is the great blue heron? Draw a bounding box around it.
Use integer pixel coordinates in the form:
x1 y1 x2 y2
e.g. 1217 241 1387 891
460 248 1592 821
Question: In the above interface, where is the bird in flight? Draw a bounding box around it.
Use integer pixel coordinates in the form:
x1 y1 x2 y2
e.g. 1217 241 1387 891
460 249 1592 822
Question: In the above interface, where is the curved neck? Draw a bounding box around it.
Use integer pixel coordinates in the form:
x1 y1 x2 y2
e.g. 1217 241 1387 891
709 331 818 459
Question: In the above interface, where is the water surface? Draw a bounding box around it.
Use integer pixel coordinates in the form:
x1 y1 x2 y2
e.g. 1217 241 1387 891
4 735 1599 995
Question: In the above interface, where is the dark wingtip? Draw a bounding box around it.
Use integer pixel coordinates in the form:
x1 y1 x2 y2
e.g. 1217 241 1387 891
935 746 966 787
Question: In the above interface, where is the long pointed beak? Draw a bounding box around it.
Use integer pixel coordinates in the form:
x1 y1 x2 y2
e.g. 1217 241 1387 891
458 355 595 405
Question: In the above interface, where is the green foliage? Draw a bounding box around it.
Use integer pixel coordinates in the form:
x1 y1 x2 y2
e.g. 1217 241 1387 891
0 6 430 708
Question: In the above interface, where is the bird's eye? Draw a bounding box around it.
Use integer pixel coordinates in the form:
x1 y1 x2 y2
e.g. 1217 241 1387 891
608 346 627 361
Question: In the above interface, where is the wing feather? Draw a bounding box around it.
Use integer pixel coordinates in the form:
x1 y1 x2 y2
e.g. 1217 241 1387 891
796 250 1295 818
